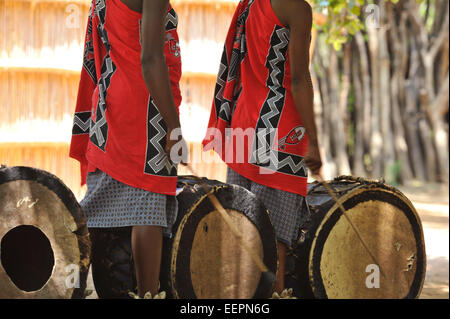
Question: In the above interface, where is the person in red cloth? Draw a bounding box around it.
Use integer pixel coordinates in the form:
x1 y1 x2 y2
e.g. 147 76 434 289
202 0 322 294
70 0 186 298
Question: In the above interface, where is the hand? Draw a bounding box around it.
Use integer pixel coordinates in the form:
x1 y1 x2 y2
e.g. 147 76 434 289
165 128 188 166
304 144 322 177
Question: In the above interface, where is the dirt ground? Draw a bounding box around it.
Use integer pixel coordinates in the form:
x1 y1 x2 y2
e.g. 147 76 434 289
85 183 449 300
398 182 449 299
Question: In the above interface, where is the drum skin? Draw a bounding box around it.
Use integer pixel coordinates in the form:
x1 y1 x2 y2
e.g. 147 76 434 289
0 166 91 299
285 176 426 299
90 176 278 299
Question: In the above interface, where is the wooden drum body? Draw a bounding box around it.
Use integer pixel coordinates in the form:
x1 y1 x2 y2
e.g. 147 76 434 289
285 176 426 299
0 166 90 299
91 176 278 299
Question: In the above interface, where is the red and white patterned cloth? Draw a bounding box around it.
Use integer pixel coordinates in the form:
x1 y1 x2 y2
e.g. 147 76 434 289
202 0 310 196
70 0 182 196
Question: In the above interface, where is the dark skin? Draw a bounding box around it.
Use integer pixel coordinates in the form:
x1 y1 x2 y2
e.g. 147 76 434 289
121 0 186 297
271 0 323 293
122 0 187 157
120 0 142 12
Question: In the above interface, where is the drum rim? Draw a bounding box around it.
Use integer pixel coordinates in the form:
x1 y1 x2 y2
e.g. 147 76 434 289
0 166 91 299
308 185 426 299
0 166 87 232
170 184 278 299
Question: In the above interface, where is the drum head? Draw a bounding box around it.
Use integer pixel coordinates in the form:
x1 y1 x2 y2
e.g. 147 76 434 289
309 185 426 299
89 178 277 299
171 183 278 299
0 166 90 299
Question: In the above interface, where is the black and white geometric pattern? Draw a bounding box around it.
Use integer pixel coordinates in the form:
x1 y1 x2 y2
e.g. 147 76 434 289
89 0 117 152
95 0 110 51
72 111 91 135
213 0 255 124
250 26 307 178
165 8 178 31
82 4 97 84
227 0 254 81
214 50 232 122
144 99 177 177
89 56 116 151
137 8 179 176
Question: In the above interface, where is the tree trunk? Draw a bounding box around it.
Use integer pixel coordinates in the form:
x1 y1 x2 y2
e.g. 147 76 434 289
308 0 448 185
328 46 351 175
351 50 366 177
311 67 334 179
338 43 351 131
367 26 383 179
378 2 397 184
387 3 414 182
314 48 337 179
404 81 427 181
430 74 450 183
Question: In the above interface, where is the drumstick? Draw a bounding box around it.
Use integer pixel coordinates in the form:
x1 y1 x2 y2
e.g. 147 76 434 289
184 163 276 284
315 173 386 278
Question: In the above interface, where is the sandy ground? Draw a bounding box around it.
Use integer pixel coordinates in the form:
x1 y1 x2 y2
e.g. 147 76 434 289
398 183 449 299
85 183 449 300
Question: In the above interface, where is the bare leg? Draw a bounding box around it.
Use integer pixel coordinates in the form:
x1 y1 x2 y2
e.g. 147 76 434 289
273 241 287 294
131 225 163 297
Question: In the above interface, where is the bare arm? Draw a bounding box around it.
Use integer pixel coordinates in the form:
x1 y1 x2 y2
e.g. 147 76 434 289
140 0 183 155
272 0 322 175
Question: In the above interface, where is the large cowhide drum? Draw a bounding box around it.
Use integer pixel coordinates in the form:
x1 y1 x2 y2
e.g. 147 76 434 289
91 176 278 299
0 166 91 299
285 176 426 299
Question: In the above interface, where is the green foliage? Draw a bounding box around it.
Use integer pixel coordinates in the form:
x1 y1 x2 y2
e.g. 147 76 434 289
310 0 365 50
387 160 402 186
309 0 398 50
308 0 435 49
418 0 437 31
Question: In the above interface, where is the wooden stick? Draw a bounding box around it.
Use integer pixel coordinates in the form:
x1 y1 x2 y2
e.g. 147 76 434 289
206 192 269 273
185 164 269 273
315 173 386 278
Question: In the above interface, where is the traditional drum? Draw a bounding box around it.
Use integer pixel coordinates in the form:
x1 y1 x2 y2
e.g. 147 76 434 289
0 166 90 299
91 176 278 299
285 176 426 299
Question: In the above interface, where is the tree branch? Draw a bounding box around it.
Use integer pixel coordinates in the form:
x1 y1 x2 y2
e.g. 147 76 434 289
407 0 429 49
429 2 449 59
432 72 450 116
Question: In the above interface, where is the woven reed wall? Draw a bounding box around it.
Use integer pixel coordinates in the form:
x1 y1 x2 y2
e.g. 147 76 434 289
177 143 228 183
0 0 87 70
0 69 78 131
0 142 86 199
0 0 237 72
0 142 225 200
1 0 236 198
0 69 216 142
175 2 237 74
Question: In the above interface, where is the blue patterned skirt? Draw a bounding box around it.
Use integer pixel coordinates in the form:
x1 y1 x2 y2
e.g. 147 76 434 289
226 167 309 247
80 169 178 237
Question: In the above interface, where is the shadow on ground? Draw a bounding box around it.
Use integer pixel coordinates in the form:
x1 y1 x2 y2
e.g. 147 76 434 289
400 183 449 299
